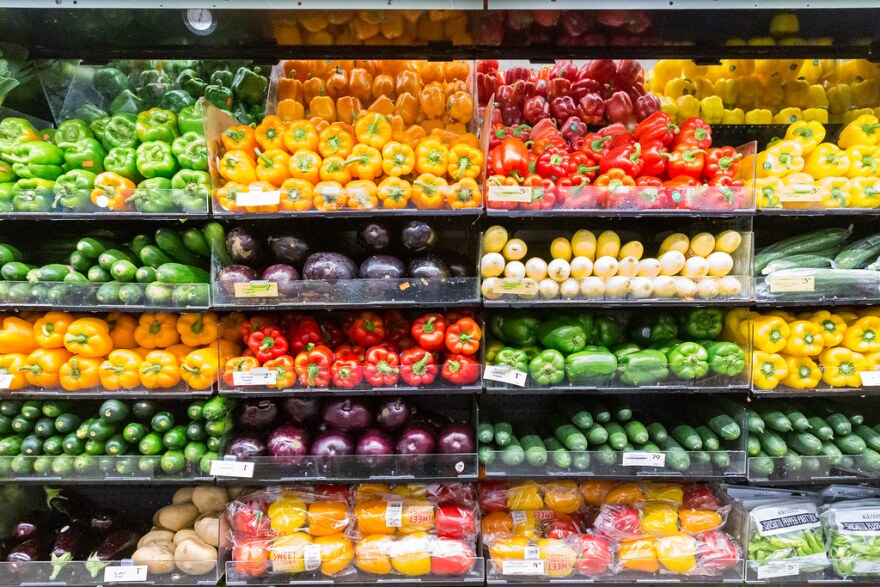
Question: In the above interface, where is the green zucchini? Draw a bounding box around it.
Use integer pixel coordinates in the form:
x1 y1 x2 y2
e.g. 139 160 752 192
478 445 495 465
861 447 880 471
606 398 632 422
590 401 611 423
784 431 822 456
135 266 158 284
711 450 731 469
129 234 154 256
543 436 572 469
747 435 762 457
759 409 793 433
76 237 117 259
854 425 880 452
138 245 175 269
110 260 138 282
802 456 821 472
823 411 852 436
155 263 210 284
585 423 608 446
691 450 711 465
29 264 74 282
155 228 203 265
98 248 137 271
493 422 513 447
0 244 23 264
624 421 649 445
834 433 867 455
707 413 741 441
807 416 834 441
761 254 832 275
695 426 720 451
203 223 233 267
593 443 616 466
661 437 690 472
557 399 593 430
783 451 803 471
478 422 494 444
182 228 211 257
500 436 525 466
87 265 111 282
778 403 811 432
647 422 668 444
672 424 702 451
603 422 627 451
820 440 844 465
96 282 122 304
749 452 775 477
144 283 172 304
550 415 588 451
758 430 787 457
1 261 34 281
64 271 87 284
68 251 91 272
835 232 880 269
571 451 590 471
520 431 548 467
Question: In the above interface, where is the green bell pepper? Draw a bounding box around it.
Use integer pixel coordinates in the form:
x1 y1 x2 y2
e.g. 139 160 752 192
0 118 39 156
591 315 623 347
528 349 566 386
89 117 111 147
177 102 205 135
232 66 269 105
210 69 234 88
104 147 142 183
520 345 542 360
139 69 171 89
611 343 641 361
136 108 180 144
651 338 683 355
159 90 196 114
0 158 14 183
72 104 108 125
0 182 15 211
493 314 540 347
93 67 129 101
667 342 709 380
629 311 679 346
129 178 175 214
485 340 503 364
170 169 210 212
680 307 723 340
565 350 617 385
110 90 144 116
38 129 55 143
53 169 97 212
493 347 528 373
102 114 139 150
138 72 173 109
12 178 55 212
63 138 106 174
574 313 593 337
537 316 588 354
175 69 207 97
53 119 95 149
136 141 179 179
205 84 234 111
619 349 669 386
707 342 746 376
171 132 208 171
6 142 65 180
231 103 253 125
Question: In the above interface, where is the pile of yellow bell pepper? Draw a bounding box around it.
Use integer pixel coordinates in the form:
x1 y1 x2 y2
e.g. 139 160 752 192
752 118 880 208
0 312 238 392
650 58 880 126
727 307 880 390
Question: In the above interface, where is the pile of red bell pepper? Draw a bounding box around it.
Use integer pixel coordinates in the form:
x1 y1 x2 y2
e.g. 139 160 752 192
222 310 483 390
473 10 652 49
478 59 659 130
486 113 748 211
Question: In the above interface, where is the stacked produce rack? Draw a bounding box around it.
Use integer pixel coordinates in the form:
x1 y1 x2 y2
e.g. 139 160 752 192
1 3 880 586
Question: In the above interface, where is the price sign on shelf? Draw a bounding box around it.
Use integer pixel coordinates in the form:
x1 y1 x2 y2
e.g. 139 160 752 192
234 281 279 298
232 368 277 386
487 185 534 203
768 275 815 293
237 189 281 207
0 374 13 389
860 370 880 387
491 278 537 295
622 452 666 467
756 561 799 579
484 365 527 387
104 565 148 583
209 460 254 478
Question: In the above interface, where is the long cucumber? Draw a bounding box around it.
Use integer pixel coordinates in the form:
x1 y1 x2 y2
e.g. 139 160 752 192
755 227 852 273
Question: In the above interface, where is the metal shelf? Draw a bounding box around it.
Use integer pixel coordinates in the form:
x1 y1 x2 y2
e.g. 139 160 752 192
489 0 880 8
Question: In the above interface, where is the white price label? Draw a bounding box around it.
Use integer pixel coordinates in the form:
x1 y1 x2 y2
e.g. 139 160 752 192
860 371 880 387
0 374 13 389
621 452 666 467
768 275 815 293
95 195 110 208
385 501 403 527
303 544 322 571
757 561 799 579
233 281 279 298
238 189 281 207
511 510 527 525
487 185 534 203
491 278 537 295
209 460 254 478
484 365 527 387
502 560 545 575
779 184 826 203
232 368 277 386
854 560 880 574
104 565 148 583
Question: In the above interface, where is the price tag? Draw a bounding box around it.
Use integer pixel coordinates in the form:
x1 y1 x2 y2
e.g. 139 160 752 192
209 460 254 478
779 184 825 203
756 561 799 579
484 365 527 387
854 561 880 573
622 452 666 467
0 374 13 389
510 510 527 525
487 185 534 203
104 565 148 583
502 560 545 575
237 189 281 207
491 278 537 295
385 501 403 527
303 544 322 571
768 276 815 293
232 368 277 386
860 371 880 387
234 281 279 298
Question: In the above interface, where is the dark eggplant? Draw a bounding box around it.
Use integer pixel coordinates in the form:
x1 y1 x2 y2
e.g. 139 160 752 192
90 528 139 561
303 252 358 280
409 407 451 433
401 221 437 252
408 255 451 279
267 425 310 458
7 538 47 567
395 424 437 455
226 227 264 265
217 265 258 295
12 511 51 541
282 397 321 427
49 523 88 580
267 235 311 266
357 222 391 252
90 510 117 535
311 430 354 456
322 399 373 433
437 423 476 454
359 255 406 279
228 436 266 459
376 398 411 431
45 487 95 522
436 249 475 277
356 428 394 455
239 399 279 430
262 264 300 296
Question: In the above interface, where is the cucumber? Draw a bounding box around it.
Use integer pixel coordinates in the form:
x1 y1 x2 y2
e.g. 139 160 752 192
840 455 855 470
0 435 22 456
661 437 690 471
807 417 834 441
172 284 208 306
823 411 852 436
96 281 122 304
692 450 711 465
802 456 821 472
30 284 49 303
550 415 588 451
755 227 853 273
76 237 117 259
182 228 211 257
0 244 23 264
641 442 661 452
647 422 668 444
783 452 803 471
758 430 787 457
64 271 87 284
68 251 92 272
493 422 513 447
750 452 775 477
707 413 741 441
1 261 34 281
834 433 867 455
778 403 810 432
695 426 721 451
604 422 627 451
156 263 210 284
747 435 762 457
110 260 138 282
784 431 822 456
20 434 43 456
138 245 174 269
155 229 203 265
557 399 592 430
203 223 233 267
606 398 632 422
144 283 172 305
129 234 154 256
543 436 572 469
590 401 611 424
841 406 864 426
759 409 793 433
624 421 649 445
29 264 74 282
478 445 496 464
585 423 608 446
672 424 702 451
135 266 157 283
761 254 833 275
98 248 137 271
520 431 548 467
835 232 880 269
500 436 525 466
478 422 494 444
862 447 880 471
820 440 844 465
87 265 112 282
593 443 616 466
119 284 144 305
571 451 590 471
855 425 880 452
6 283 31 303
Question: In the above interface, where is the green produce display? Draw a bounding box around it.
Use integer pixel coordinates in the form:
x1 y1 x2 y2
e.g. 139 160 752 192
0 397 233 478
822 499 880 578
486 308 747 389
748 499 828 578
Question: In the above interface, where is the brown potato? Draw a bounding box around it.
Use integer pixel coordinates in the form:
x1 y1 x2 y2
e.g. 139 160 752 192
173 529 200 545
132 545 176 575
157 503 199 532
172 487 195 504
138 530 175 549
191 487 229 514
194 514 220 547
174 538 218 576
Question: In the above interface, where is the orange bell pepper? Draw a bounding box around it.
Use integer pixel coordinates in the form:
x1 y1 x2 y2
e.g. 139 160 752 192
280 178 314 211
283 120 319 153
326 66 349 99
619 538 659 573
107 312 137 349
314 181 348 210
349 68 374 103
446 179 481 209
276 99 305 123
59 356 102 391
604 483 645 505
278 76 305 100
377 177 412 209
336 96 362 126
316 534 354 576
255 149 291 187
372 74 395 101
346 179 379 209
63 317 113 358
0 353 27 390
310 96 337 122
218 150 258 184
288 149 322 184
221 125 257 153
0 317 37 355
419 83 446 119
543 480 582 514
395 69 421 97
134 313 180 348
308 501 351 537
411 173 448 209
98 348 142 390
355 534 393 575
303 77 326 103
489 535 530 561
219 312 247 343
19 348 73 388
355 500 396 535
447 143 483 180
255 116 288 152
176 312 218 347
395 93 420 126
345 144 383 180
414 139 448 176
444 61 470 82
215 181 243 212
447 91 474 124
678 508 723 533
180 347 219 390
91 172 135 210
381 141 415 176
33 312 74 349
319 156 352 184
318 127 355 159
355 113 393 149
140 349 180 389
420 62 445 84
166 343 194 363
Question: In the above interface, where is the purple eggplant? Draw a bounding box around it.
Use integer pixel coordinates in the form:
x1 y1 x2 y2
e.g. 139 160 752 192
7 538 47 571
357 222 391 252
262 264 300 296
437 249 475 277
226 227 264 265
45 488 95 521
396 424 437 455
408 255 451 279
303 252 358 280
49 523 88 580
268 426 310 458
228 436 266 459
282 397 321 426
268 235 311 266
90 510 117 535
238 399 279 430
376 397 411 431
12 512 51 542
322 398 373 433
401 220 437 252
359 255 405 279
90 529 139 561
217 265 258 295
356 428 394 456
311 430 354 456
438 423 475 454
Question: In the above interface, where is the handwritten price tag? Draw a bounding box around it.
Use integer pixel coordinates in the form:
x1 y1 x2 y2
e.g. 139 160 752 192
779 184 825 203
104 565 148 583
234 281 279 298
484 365 527 387
232 368 277 386
622 452 666 467
238 189 281 207
209 460 254 478
768 276 815 293
757 561 799 579
491 278 537 295
487 185 534 203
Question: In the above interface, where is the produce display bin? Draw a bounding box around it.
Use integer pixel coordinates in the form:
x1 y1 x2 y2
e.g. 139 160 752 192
224 559 487 586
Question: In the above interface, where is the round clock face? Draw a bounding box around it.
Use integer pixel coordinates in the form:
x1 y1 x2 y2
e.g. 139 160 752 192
185 9 216 35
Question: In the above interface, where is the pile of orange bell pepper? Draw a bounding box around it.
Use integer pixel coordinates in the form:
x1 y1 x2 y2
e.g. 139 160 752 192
479 480 741 578
228 483 478 579
0 312 239 392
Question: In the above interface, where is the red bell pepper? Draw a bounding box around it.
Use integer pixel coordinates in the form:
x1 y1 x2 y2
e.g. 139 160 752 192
222 356 259 387
596 506 642 539
445 318 482 355
477 72 499 104
382 310 410 343
334 343 365 363
495 85 524 127
247 325 289 363
581 59 615 84
318 318 345 348
233 537 270 577
400 347 438 386
565 151 599 179
524 78 549 99
708 175 744 187
549 96 577 123
704 146 742 179
636 175 664 186
576 93 605 126
634 112 678 146
675 117 713 150
667 148 706 180
683 485 720 509
613 59 645 87
478 480 509 512
232 501 270 536
411 313 447 351
444 308 477 323
547 77 571 99
240 315 275 343
435 505 476 539
442 354 480 385
697 530 740 573
600 142 643 177
535 149 570 182
560 116 588 145
504 66 532 85
547 513 581 540
330 357 363 388
263 354 296 389
363 345 400 386
550 59 578 82
289 317 322 354
431 538 475 576
489 138 530 182
477 60 499 75
634 94 661 121
520 175 557 210
488 124 530 151
294 345 334 387
575 534 612 575
582 133 614 159
638 140 668 177
604 91 635 126
344 310 385 347
523 95 550 125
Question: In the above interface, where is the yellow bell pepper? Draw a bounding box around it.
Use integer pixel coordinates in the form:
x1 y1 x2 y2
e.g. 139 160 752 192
738 78 764 110
542 480 581 514
784 320 825 356
807 84 829 108
843 108 877 126
650 60 684 94
745 109 773 125
506 481 543 510
784 120 826 154
867 351 880 371
664 78 696 98
782 80 810 109
851 177 880 208
773 108 802 125
722 308 752 344
827 85 854 115
802 108 829 124
842 316 880 353
63 318 113 358
766 309 798 323
619 538 659 573
414 139 448 176
655 533 697 574
176 312 218 347
713 78 740 105
0 316 37 355
804 143 851 178
676 95 701 121
757 140 805 178
838 310 861 326
640 502 679 536
134 313 180 348
781 355 822 389
838 114 880 148
699 96 724 124
139 350 180 389
659 96 678 120
380 141 415 177
642 484 683 505
819 347 868 388
721 58 753 77
798 60 826 84
752 351 788 390
0 353 27 390
447 143 483 180
33 312 74 349
808 310 847 347
756 177 783 208
722 108 745 124
764 76 786 109
845 145 879 177
853 79 880 109
180 347 219 390
770 12 799 36
817 176 851 208
694 79 716 100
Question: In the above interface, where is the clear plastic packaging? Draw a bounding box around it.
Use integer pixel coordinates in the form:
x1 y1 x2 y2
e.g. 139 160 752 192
747 499 829 580
820 498 880 578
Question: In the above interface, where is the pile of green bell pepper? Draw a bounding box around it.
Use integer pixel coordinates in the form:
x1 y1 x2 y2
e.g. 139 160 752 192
487 308 747 388
0 107 210 214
